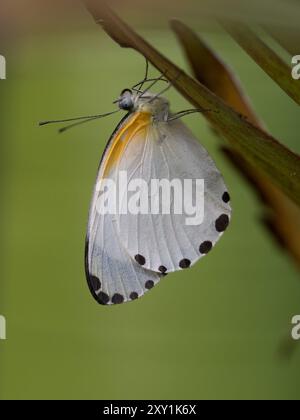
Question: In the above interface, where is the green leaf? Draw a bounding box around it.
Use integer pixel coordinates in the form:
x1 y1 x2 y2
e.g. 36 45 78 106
263 24 300 56
83 0 300 209
171 19 263 128
221 21 300 105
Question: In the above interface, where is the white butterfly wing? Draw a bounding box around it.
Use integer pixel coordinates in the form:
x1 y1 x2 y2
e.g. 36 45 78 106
116 118 231 274
85 114 162 305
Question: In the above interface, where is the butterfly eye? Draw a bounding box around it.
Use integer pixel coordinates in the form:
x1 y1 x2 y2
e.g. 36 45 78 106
121 89 132 95
119 89 134 111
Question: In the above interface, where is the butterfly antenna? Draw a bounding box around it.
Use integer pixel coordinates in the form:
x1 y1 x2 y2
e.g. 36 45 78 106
167 108 215 122
59 116 103 133
147 70 185 103
131 61 168 93
39 110 120 132
131 77 168 91
148 82 173 103
139 72 168 98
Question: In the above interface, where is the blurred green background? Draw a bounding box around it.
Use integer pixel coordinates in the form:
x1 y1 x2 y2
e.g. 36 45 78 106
0 0 300 400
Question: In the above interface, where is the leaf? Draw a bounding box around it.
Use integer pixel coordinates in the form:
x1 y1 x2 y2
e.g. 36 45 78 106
82 0 300 209
221 21 300 105
171 20 300 268
171 19 263 129
263 24 300 56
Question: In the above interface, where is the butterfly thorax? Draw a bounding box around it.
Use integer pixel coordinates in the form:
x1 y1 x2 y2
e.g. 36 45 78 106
118 89 170 121
134 93 169 122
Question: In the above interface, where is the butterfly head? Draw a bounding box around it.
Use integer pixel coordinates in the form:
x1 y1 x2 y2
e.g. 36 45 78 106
118 89 135 111
118 89 169 120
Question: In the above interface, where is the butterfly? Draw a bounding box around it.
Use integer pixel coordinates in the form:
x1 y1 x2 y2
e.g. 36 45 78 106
40 63 231 306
